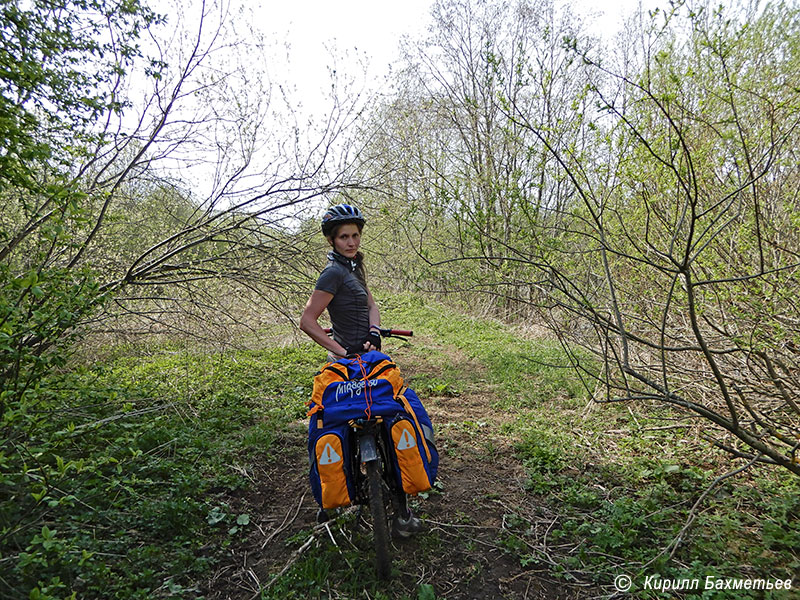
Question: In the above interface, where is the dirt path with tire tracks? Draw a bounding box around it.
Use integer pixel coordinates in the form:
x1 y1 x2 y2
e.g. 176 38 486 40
205 346 588 599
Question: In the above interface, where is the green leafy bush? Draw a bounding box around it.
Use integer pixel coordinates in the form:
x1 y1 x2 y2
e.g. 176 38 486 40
0 343 318 598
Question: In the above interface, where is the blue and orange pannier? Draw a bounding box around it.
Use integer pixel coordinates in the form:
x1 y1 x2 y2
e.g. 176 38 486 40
307 351 438 509
308 421 354 509
385 387 437 495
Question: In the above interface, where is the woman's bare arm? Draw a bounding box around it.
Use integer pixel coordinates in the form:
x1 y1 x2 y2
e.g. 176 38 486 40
300 290 348 357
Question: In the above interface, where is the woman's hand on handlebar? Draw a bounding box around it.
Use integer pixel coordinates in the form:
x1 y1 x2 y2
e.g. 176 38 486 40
344 339 378 357
323 327 413 339
323 328 414 357
366 329 382 351
378 328 413 338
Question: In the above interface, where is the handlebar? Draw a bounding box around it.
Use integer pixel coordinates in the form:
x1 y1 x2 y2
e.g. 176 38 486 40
323 327 413 338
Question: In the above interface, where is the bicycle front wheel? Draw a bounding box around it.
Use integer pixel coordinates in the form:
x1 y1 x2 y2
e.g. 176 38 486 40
365 459 392 579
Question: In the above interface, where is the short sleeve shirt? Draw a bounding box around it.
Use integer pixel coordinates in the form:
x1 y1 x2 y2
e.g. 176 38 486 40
315 259 370 351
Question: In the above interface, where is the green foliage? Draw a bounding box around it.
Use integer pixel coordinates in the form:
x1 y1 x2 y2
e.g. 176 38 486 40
0 0 162 185
0 0 168 417
515 429 569 493
2 288 797 597
0 342 317 598
258 512 440 600
417 583 436 600
1 6 172 594
1 263 104 383
259 518 390 600
510 415 800 593
412 373 462 397
357 0 800 475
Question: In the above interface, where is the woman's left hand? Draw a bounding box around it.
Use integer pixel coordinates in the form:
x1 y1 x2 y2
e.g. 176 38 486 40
365 331 382 351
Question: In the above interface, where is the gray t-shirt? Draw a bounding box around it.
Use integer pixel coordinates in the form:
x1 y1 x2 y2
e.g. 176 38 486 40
315 256 370 351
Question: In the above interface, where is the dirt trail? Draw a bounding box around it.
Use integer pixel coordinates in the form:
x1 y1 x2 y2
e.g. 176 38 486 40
206 350 588 599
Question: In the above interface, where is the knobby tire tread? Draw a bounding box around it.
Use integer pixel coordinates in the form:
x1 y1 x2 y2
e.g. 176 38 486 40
366 459 392 579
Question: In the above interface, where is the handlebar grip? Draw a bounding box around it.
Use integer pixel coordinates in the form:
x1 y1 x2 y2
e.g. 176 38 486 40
384 329 413 337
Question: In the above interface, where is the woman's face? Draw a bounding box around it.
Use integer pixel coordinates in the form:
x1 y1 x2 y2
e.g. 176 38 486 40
330 223 361 258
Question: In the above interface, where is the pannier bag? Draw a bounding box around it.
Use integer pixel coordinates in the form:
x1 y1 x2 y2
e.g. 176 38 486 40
308 421 353 509
307 351 439 507
386 387 438 495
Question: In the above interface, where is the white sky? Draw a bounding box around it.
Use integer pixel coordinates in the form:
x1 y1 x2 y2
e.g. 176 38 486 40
261 0 433 76
256 0 656 116
255 0 434 110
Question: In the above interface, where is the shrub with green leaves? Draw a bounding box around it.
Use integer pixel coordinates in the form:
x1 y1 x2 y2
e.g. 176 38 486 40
0 343 317 599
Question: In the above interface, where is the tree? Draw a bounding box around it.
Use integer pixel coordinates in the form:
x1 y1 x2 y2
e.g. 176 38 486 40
1 0 368 393
1 0 162 421
1 1 370 593
506 0 800 475
357 0 800 476
354 0 591 310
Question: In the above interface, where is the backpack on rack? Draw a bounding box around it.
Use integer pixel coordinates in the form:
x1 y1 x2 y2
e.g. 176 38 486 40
306 351 439 508
307 351 405 427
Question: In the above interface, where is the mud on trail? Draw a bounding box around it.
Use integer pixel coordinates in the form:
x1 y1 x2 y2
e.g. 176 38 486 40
204 347 589 600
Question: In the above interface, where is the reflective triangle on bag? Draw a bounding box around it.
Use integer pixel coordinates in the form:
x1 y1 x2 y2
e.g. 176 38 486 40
315 433 350 508
319 443 342 465
390 419 431 495
397 429 416 450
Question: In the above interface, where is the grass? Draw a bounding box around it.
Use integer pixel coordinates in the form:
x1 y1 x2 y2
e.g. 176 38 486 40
259 514 416 600
381 295 799 597
1 343 320 599
2 291 798 599
507 409 800 597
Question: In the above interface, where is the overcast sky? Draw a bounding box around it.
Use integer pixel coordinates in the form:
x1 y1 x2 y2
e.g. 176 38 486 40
263 0 434 75
257 0 655 115
257 0 434 111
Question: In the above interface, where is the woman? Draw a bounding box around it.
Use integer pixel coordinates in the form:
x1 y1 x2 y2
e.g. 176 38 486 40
299 203 382 359
300 203 422 536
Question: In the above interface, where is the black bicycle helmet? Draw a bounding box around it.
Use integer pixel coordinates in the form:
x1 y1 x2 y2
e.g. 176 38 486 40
321 204 366 237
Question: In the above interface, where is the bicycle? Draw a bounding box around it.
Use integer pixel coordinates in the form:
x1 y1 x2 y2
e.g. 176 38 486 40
316 327 416 580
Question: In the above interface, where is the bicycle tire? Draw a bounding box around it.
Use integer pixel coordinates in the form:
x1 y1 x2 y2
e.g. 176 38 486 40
366 458 392 579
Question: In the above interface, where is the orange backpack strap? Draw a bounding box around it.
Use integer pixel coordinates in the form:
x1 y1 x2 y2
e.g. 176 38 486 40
365 359 405 397
307 363 349 416
395 388 432 462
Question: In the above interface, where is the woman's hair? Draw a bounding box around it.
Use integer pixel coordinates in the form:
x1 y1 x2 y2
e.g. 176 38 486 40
326 222 367 285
